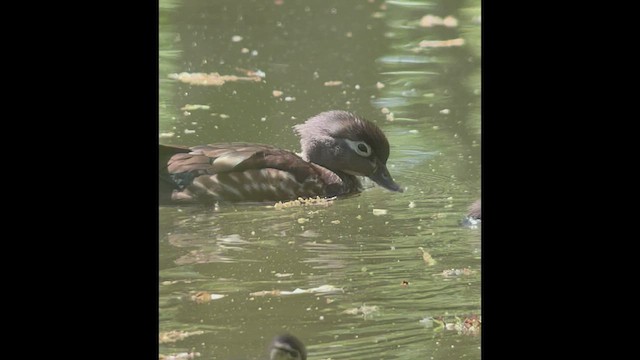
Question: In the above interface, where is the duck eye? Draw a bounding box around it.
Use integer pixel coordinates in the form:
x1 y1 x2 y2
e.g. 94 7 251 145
345 139 372 157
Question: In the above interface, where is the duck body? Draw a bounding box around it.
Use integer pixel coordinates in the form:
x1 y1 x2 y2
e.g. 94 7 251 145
160 111 402 204
159 142 359 204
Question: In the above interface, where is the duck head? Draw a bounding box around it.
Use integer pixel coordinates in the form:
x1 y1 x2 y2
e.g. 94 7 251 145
269 334 307 360
294 110 403 192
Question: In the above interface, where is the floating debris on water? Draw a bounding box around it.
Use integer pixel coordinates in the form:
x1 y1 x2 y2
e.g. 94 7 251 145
190 291 226 304
419 15 458 28
419 316 434 327
342 304 380 318
159 132 175 138
231 35 243 42
418 247 437 266
439 268 475 277
159 351 201 360
272 196 334 209
159 330 205 344
372 209 388 216
250 284 342 297
418 38 465 48
181 104 210 111
235 68 266 78
274 273 294 278
424 314 481 336
272 90 283 97
376 81 385 89
168 72 262 86
324 80 343 86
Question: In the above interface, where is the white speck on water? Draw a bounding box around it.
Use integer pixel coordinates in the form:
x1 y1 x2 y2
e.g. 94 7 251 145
260 117 266 122
184 129 196 134
408 201 416 208
285 96 296 102
355 84 360 90
372 209 388 216
251 50 258 56
409 129 418 134
231 35 243 42
440 109 450 114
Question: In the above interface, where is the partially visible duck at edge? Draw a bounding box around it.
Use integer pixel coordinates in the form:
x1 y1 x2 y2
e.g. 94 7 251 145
268 334 306 360
159 110 403 204
462 199 481 227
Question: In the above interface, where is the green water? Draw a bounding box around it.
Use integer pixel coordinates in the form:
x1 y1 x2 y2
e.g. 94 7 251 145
160 0 480 359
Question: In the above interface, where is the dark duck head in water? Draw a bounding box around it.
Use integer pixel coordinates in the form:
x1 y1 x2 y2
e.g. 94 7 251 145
268 334 307 360
159 110 403 204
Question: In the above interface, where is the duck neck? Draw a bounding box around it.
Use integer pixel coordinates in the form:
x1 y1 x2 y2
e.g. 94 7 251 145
298 150 363 193
334 170 363 191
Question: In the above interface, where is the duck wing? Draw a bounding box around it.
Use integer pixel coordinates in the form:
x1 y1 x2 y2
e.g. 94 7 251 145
160 143 346 203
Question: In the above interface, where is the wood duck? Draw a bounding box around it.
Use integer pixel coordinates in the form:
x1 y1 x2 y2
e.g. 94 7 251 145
160 110 403 204
268 334 306 360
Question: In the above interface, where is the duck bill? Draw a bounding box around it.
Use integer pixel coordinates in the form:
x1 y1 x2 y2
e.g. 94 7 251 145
369 162 403 192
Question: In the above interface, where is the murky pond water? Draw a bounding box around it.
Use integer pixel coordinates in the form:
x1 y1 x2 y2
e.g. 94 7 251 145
160 0 480 359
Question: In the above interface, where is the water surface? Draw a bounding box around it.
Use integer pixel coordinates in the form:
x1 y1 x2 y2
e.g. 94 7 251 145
160 1 480 359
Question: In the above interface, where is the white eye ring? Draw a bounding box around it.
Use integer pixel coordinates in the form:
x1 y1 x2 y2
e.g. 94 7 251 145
345 139 372 157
